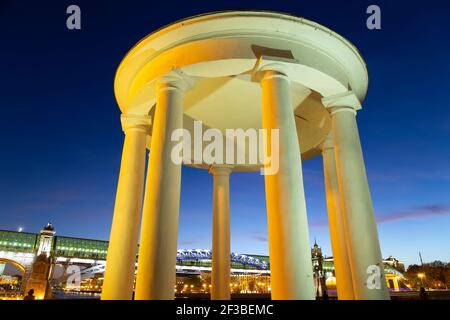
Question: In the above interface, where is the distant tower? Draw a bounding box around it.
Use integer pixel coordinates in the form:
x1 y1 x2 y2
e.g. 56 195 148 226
311 239 326 298
25 223 55 299
37 223 55 258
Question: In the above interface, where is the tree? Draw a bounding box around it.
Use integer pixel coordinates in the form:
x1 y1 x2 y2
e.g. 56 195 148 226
406 262 450 289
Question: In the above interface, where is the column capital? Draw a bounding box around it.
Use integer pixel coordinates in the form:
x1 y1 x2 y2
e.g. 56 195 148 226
209 165 233 176
322 91 362 115
157 68 195 92
252 56 295 82
120 114 151 134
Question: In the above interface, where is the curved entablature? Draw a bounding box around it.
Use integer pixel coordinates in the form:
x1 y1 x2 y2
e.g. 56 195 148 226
113 11 368 169
176 249 269 270
115 11 368 113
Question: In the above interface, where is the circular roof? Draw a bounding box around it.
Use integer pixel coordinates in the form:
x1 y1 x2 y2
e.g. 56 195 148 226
114 11 368 170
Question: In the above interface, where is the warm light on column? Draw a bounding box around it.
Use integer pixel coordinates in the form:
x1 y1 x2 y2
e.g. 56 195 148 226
322 133 355 300
259 68 315 300
210 166 232 300
323 92 390 300
101 114 150 300
135 72 192 300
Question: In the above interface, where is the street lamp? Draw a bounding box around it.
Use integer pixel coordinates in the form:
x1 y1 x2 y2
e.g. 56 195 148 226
418 273 425 288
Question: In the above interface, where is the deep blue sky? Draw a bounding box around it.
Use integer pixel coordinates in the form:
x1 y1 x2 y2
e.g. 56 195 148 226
1 1 449 267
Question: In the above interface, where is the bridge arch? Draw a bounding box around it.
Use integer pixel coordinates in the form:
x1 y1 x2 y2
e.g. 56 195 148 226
0 257 26 273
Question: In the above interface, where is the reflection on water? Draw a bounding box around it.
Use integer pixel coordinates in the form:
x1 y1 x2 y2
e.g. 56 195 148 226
52 290 100 300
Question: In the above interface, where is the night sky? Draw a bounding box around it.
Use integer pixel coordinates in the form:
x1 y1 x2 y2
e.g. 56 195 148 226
1 0 449 267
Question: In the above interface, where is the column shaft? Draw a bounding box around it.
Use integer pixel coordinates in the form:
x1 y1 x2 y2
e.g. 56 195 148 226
260 70 315 300
102 120 148 300
134 82 184 300
322 135 355 300
210 167 232 300
393 277 400 291
332 107 390 300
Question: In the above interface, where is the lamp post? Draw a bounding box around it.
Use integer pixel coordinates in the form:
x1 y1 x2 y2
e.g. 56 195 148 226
418 273 425 288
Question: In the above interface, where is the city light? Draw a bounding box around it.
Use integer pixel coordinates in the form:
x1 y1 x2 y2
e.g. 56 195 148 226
0 222 448 300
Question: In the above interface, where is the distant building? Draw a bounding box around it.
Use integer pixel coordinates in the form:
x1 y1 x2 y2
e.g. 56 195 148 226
383 256 405 273
37 223 55 258
311 240 327 297
0 226 407 296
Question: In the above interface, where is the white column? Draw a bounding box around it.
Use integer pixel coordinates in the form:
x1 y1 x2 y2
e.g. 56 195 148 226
259 68 315 300
323 92 390 300
135 73 191 300
209 166 232 300
322 133 355 300
102 114 150 300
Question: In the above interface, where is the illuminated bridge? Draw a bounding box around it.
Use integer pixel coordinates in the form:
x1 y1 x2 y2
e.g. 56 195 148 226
0 225 405 291
0 226 270 279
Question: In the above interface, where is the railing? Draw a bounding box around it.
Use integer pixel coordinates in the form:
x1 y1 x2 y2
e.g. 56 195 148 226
176 249 269 270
